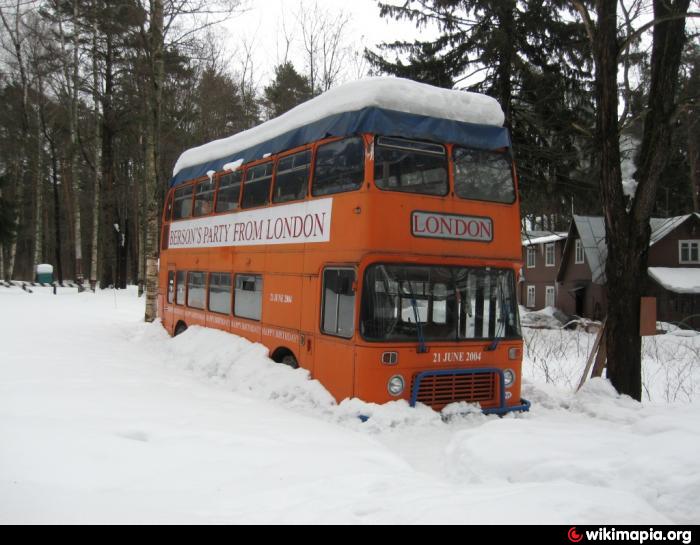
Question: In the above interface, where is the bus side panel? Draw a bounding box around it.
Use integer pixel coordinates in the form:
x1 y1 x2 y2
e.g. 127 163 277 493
298 274 317 374
314 336 355 403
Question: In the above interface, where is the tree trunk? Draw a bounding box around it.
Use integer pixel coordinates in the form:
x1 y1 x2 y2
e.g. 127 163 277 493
7 158 22 281
49 135 63 285
90 0 102 289
71 0 83 283
688 117 699 212
591 0 690 401
144 0 164 322
33 106 43 270
100 31 116 288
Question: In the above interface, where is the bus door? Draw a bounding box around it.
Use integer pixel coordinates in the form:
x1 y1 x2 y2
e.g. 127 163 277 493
314 268 357 402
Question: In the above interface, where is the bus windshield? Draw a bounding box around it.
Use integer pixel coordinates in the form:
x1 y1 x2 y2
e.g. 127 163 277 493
361 264 520 342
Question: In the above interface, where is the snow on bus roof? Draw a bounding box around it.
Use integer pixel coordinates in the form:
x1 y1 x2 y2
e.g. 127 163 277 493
170 77 508 187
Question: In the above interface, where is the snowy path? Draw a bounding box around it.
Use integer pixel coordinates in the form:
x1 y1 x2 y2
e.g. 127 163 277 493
1 288 698 524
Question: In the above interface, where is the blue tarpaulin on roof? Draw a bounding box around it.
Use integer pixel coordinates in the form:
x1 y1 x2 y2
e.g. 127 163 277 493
169 106 511 188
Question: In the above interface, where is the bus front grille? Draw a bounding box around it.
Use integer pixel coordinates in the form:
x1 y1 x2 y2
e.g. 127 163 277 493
411 371 497 410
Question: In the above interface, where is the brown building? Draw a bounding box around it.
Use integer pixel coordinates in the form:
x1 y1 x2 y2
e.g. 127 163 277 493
556 214 700 328
518 231 567 310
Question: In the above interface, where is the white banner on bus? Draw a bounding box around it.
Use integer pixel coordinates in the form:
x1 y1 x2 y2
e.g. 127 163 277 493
168 198 333 249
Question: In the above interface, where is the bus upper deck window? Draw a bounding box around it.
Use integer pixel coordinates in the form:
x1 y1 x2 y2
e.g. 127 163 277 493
173 185 194 220
274 150 311 204
194 179 216 217
216 172 242 213
242 162 273 209
312 137 365 196
453 147 516 204
374 137 448 196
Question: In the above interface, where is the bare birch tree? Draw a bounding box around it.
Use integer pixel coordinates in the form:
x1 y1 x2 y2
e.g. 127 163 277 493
296 0 352 94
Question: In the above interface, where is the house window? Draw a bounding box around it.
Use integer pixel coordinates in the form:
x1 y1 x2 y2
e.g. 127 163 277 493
679 240 700 264
575 239 585 264
527 285 536 308
545 286 555 308
545 243 556 267
526 247 536 268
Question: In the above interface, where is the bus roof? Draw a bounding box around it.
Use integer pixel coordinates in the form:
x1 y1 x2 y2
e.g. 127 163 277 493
170 77 511 188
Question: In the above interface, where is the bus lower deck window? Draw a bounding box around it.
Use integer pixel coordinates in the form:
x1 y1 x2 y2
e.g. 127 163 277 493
322 269 356 338
209 273 232 314
235 274 263 321
175 271 186 305
187 272 206 309
167 271 175 304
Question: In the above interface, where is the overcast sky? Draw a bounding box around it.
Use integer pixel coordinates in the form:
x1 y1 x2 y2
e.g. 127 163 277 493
222 0 426 87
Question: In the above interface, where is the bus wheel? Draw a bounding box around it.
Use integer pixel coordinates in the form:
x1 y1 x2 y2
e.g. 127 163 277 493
281 354 299 369
272 348 299 369
174 322 188 337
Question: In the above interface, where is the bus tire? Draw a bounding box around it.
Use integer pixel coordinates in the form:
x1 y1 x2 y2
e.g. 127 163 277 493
281 354 299 369
174 321 188 337
271 348 299 370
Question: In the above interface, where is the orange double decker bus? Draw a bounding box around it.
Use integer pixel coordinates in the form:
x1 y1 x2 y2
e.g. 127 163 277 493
159 78 529 414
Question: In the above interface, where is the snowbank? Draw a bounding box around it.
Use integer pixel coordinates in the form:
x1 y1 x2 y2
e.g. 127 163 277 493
2 287 700 524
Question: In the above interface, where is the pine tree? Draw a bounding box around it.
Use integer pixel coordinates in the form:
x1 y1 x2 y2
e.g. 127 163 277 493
263 62 313 119
366 0 598 223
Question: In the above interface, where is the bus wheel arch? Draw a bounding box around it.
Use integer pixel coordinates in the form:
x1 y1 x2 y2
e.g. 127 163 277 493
271 347 299 369
174 321 188 337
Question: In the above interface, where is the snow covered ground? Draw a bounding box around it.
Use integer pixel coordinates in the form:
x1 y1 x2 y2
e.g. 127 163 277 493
1 287 699 524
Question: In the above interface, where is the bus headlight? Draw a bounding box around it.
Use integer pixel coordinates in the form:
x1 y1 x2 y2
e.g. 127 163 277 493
388 375 405 397
503 369 515 388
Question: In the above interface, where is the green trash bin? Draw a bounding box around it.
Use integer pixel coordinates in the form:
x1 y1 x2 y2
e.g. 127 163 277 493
36 264 54 284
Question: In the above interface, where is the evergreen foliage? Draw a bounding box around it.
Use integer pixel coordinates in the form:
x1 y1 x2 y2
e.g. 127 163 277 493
263 62 313 120
366 0 602 227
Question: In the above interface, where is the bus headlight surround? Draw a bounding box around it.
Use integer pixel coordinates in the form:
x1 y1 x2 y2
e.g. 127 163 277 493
388 375 405 397
503 369 516 388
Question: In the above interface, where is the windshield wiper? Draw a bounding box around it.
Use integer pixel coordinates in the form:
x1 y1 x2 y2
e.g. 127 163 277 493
486 275 508 352
403 278 429 354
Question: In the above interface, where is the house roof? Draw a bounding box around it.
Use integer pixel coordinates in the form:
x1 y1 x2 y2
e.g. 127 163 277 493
522 232 567 247
572 216 608 284
650 214 700 245
648 267 700 294
560 214 700 285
